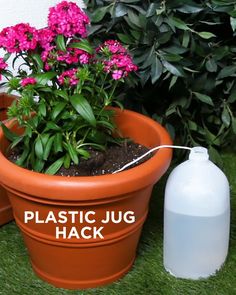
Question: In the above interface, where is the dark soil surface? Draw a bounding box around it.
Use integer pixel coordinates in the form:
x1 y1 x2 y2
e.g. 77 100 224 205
8 142 152 176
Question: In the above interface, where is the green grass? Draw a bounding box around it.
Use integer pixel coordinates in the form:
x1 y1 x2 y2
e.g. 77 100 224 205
0 153 235 295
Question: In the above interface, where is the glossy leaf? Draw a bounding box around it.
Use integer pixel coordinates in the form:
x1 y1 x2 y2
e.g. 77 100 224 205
0 123 18 141
51 102 67 121
193 92 214 106
35 72 57 85
31 53 44 71
66 143 79 165
162 60 184 77
69 40 93 54
56 35 66 52
91 6 109 22
70 94 96 127
45 157 64 175
54 133 63 153
221 106 231 127
197 31 216 39
151 57 163 83
35 137 44 159
43 136 55 161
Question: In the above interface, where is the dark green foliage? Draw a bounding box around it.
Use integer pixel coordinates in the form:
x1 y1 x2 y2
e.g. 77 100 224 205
86 0 236 161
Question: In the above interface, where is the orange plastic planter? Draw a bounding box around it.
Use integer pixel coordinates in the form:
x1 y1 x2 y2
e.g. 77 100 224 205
0 93 17 226
0 108 172 289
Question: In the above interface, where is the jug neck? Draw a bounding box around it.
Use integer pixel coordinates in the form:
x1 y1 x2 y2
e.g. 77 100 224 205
189 147 209 161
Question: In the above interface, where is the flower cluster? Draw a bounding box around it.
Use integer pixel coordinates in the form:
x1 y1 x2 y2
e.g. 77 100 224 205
0 23 38 53
97 40 138 80
58 68 78 86
20 77 37 87
0 58 7 81
48 1 90 38
0 1 138 175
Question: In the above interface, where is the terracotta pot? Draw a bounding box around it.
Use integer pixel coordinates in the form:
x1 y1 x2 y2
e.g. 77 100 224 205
0 108 172 289
0 93 17 226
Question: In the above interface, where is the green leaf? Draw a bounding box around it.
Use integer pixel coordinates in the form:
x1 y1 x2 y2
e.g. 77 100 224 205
45 122 61 131
63 153 71 169
38 102 47 117
128 10 142 28
33 159 45 172
54 133 63 153
146 3 159 17
169 17 190 30
54 90 69 101
182 30 190 48
162 60 184 77
151 57 163 84
70 94 96 127
35 72 57 85
206 59 217 72
230 17 236 31
114 3 128 17
16 149 29 166
31 53 44 71
56 34 66 52
97 120 115 131
45 157 64 175
77 148 90 159
197 32 216 39
10 136 24 149
217 65 236 79
0 123 18 141
35 137 44 159
43 136 55 161
41 133 50 147
221 106 231 127
117 33 133 44
169 76 178 90
193 92 214 106
232 117 236 134
69 40 93 54
176 4 203 14
66 143 79 165
88 129 106 144
208 146 223 167
91 6 109 22
51 102 67 121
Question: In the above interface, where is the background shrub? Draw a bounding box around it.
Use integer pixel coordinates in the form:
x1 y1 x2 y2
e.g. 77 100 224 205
86 0 236 163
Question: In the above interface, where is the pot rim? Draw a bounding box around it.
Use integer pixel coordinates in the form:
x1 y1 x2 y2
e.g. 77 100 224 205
0 108 172 200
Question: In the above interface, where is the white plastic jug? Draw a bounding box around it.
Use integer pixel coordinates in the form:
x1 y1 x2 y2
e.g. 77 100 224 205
163 146 230 279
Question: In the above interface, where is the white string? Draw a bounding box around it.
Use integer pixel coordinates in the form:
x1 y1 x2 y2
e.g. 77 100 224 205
112 145 192 174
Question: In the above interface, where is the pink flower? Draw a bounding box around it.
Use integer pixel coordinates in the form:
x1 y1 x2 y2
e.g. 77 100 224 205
21 77 37 87
112 70 123 80
48 1 90 38
102 53 138 79
79 53 90 64
0 23 38 53
0 58 7 81
96 40 137 79
0 58 7 70
41 46 57 70
38 27 55 49
58 68 78 86
98 40 127 54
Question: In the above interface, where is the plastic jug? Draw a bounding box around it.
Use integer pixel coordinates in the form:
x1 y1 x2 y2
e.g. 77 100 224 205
163 146 230 279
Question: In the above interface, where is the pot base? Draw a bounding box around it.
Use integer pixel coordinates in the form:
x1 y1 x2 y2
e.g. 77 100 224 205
0 186 14 226
31 257 135 289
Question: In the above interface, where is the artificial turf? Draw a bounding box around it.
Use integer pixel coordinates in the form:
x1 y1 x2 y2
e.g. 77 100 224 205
0 153 235 295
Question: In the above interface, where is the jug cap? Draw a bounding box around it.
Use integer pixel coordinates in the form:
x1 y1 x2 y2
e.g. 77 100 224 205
189 147 209 161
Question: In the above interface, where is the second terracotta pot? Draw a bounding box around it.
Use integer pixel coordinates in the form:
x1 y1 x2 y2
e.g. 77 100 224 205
0 93 17 226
